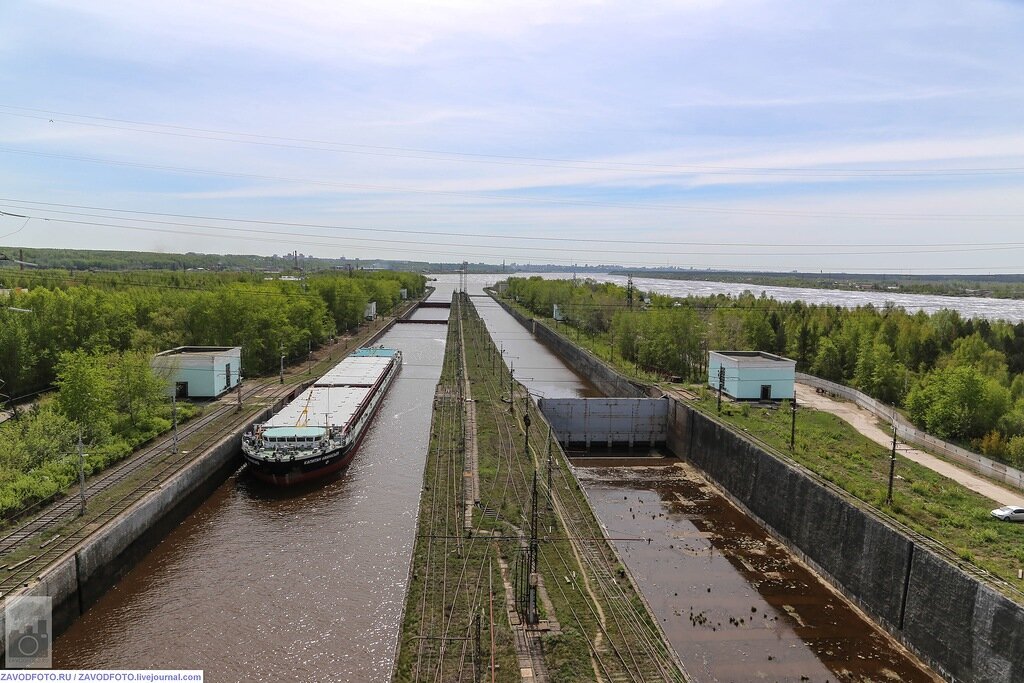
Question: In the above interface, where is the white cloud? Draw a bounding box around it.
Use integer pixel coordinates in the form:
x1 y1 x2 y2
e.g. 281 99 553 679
2 0 1023 271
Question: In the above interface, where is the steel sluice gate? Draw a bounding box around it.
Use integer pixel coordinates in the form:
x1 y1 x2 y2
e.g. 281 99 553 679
538 397 668 449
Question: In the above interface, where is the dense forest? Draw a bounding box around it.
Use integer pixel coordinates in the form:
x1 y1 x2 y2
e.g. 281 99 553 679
0 245 399 272
0 244 503 274
0 268 426 397
0 267 425 516
505 276 1024 466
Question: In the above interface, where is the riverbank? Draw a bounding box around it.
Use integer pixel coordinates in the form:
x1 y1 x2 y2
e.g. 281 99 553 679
0 299 419 659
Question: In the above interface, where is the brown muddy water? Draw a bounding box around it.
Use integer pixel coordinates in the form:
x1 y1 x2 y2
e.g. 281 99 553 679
53 321 447 680
576 460 940 683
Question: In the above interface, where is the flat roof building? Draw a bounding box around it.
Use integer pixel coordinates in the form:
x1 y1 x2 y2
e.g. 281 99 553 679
708 350 796 402
152 346 242 399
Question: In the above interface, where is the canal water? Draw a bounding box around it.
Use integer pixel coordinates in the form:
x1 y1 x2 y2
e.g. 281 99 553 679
577 461 938 683
53 306 448 679
450 273 938 681
473 295 601 399
433 270 1024 322
54 276 940 680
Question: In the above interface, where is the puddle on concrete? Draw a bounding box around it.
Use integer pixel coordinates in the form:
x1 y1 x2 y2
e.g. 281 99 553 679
576 460 940 683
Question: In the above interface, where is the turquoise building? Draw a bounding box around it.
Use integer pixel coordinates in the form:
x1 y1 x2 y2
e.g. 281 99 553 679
707 351 796 401
152 346 242 399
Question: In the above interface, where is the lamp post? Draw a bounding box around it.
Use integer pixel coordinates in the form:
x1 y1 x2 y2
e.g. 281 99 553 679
172 391 178 454
717 365 725 413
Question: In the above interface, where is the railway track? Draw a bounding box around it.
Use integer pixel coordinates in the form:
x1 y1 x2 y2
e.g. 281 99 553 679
0 319 401 597
400 293 687 682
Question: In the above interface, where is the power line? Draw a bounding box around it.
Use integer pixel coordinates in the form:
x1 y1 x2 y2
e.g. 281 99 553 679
3 198 1024 248
5 205 1024 258
3 103 1022 177
1 148 1022 223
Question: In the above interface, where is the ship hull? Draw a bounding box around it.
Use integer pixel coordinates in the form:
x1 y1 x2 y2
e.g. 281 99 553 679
244 443 354 486
242 349 400 486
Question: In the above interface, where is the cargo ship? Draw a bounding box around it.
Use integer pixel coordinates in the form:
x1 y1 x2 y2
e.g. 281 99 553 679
241 347 402 485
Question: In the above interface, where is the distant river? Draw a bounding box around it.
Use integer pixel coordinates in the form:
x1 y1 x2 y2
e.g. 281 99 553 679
438 272 1024 323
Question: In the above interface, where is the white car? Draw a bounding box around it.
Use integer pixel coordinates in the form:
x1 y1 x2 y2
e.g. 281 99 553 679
990 505 1024 522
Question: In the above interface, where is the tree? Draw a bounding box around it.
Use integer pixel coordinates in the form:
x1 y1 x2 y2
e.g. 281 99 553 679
113 351 170 429
743 312 775 351
907 365 1009 441
812 337 843 381
55 350 115 441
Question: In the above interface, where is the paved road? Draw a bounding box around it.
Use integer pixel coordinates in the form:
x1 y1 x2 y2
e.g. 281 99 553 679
795 384 1024 509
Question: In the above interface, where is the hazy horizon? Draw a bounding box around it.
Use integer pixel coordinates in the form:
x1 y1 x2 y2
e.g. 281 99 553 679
2 1 1023 273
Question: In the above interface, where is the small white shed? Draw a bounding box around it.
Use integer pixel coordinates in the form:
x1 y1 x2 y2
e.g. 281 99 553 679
708 351 796 401
152 346 242 399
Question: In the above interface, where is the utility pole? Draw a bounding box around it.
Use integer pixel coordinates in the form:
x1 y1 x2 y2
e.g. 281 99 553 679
280 345 285 384
509 364 515 415
307 339 312 375
790 396 797 450
527 469 539 626
717 365 725 413
488 560 496 683
474 612 483 683
523 398 531 460
172 391 179 454
626 273 634 309
546 425 553 512
237 376 242 413
886 411 898 505
77 426 87 516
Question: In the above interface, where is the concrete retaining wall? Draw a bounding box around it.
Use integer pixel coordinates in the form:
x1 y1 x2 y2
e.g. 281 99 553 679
491 296 647 398
670 402 1024 683
797 372 1024 492
490 290 1024 681
1 315 407 662
9 405 277 651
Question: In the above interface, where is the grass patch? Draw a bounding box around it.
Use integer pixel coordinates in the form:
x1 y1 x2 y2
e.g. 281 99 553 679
694 393 1024 595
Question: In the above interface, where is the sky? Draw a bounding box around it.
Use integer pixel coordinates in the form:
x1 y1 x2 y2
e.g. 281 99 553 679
1 0 1023 273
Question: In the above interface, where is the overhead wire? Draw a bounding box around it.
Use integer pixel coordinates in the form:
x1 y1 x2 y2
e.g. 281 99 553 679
2 147 1022 223
3 198 1024 247
5 205 1024 259
2 103 1022 177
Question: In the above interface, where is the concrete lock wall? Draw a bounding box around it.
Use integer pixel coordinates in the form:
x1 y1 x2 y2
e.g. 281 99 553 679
669 402 1024 683
3 319 409 659
1 395 302 658
539 397 668 448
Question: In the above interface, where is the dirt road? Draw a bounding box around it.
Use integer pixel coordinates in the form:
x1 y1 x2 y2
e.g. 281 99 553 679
795 383 1024 508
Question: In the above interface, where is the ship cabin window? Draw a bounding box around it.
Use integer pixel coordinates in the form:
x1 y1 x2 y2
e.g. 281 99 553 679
264 435 321 444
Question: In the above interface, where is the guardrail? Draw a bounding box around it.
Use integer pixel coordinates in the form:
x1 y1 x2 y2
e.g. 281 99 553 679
796 372 1024 493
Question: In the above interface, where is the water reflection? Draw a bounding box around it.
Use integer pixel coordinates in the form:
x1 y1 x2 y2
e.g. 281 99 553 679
580 463 939 683
54 325 445 681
